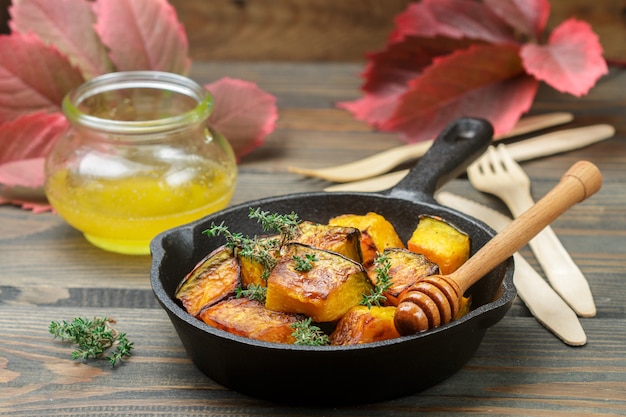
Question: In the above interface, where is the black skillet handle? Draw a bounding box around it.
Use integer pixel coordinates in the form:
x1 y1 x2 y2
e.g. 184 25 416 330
387 117 494 202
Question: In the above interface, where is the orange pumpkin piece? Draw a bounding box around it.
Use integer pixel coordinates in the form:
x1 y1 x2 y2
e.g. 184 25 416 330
330 305 400 345
199 297 303 344
329 212 405 268
291 221 362 263
175 245 240 317
265 243 372 322
237 235 281 288
407 215 470 274
366 248 439 306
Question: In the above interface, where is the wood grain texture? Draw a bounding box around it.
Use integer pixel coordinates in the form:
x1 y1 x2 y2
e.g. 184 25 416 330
1 0 624 61
1 62 626 416
168 0 626 63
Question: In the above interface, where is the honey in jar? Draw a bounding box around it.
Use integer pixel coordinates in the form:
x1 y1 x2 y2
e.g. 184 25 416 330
44 71 237 255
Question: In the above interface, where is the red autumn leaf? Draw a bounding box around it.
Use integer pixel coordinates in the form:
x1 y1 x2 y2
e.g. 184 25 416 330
0 112 68 184
382 44 538 142
0 112 68 211
205 78 279 159
391 0 516 44
483 0 550 40
338 36 475 128
9 0 113 78
0 32 85 122
521 18 608 97
93 0 191 75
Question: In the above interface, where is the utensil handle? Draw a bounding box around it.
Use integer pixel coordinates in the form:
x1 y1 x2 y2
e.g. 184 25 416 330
389 118 493 200
450 161 602 292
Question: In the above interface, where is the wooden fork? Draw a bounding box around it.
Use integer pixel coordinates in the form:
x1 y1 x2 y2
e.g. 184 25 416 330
466 144 597 317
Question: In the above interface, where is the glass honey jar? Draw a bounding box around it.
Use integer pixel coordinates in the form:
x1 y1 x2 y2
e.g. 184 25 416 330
44 71 237 255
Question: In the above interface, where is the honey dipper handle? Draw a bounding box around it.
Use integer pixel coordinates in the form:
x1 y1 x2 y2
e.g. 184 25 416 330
450 161 602 292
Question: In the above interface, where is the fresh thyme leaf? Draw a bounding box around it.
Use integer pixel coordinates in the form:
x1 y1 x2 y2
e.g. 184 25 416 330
203 208 303 280
49 317 134 367
235 283 268 302
291 317 329 346
361 253 393 308
248 208 301 241
292 253 317 272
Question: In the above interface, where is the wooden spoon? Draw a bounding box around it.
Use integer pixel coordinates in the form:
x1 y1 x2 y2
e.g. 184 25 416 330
289 112 573 183
394 160 602 335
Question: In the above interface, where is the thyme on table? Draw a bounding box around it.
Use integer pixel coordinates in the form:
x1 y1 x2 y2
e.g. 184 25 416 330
49 317 134 367
291 317 329 346
361 253 393 308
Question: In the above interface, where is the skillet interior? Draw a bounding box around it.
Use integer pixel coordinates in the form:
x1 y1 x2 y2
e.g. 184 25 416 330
150 118 517 405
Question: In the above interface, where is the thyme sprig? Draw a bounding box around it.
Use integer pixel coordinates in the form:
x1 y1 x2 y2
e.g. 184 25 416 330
292 253 317 272
204 221 281 280
248 208 301 242
291 318 330 346
361 253 393 308
49 317 134 367
235 283 267 302
204 208 303 303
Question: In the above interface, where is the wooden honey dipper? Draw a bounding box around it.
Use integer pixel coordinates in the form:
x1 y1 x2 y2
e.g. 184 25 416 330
394 161 603 335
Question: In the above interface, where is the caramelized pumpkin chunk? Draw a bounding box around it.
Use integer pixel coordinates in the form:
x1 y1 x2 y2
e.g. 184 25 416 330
408 215 470 274
366 248 439 306
199 297 303 344
329 212 405 268
175 246 240 317
291 221 362 263
238 235 281 288
265 243 372 322
330 305 400 345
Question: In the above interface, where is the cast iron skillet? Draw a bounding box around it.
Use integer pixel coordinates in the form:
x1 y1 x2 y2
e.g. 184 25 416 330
150 117 516 405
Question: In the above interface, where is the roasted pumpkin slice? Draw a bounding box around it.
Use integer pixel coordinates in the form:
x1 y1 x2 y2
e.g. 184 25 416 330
329 212 405 268
175 245 240 317
265 243 372 322
237 235 281 288
408 214 470 274
330 305 400 345
291 221 362 263
198 297 303 344
366 248 439 306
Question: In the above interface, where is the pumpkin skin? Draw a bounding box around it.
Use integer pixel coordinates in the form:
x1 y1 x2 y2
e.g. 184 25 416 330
330 305 400 345
329 212 405 268
265 243 372 322
408 214 470 275
175 245 240 317
366 248 439 306
291 221 363 263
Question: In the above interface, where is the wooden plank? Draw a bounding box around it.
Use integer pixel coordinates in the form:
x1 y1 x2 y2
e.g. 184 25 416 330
1 307 624 415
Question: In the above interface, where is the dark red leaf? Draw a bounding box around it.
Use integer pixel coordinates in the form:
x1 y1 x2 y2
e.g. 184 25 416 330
484 0 550 40
0 33 85 122
382 44 538 142
391 0 516 44
521 18 608 97
339 36 477 128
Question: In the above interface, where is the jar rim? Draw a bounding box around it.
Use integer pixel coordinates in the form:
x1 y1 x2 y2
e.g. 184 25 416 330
63 71 213 135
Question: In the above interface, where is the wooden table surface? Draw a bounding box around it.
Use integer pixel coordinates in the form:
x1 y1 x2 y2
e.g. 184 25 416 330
1 62 625 416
